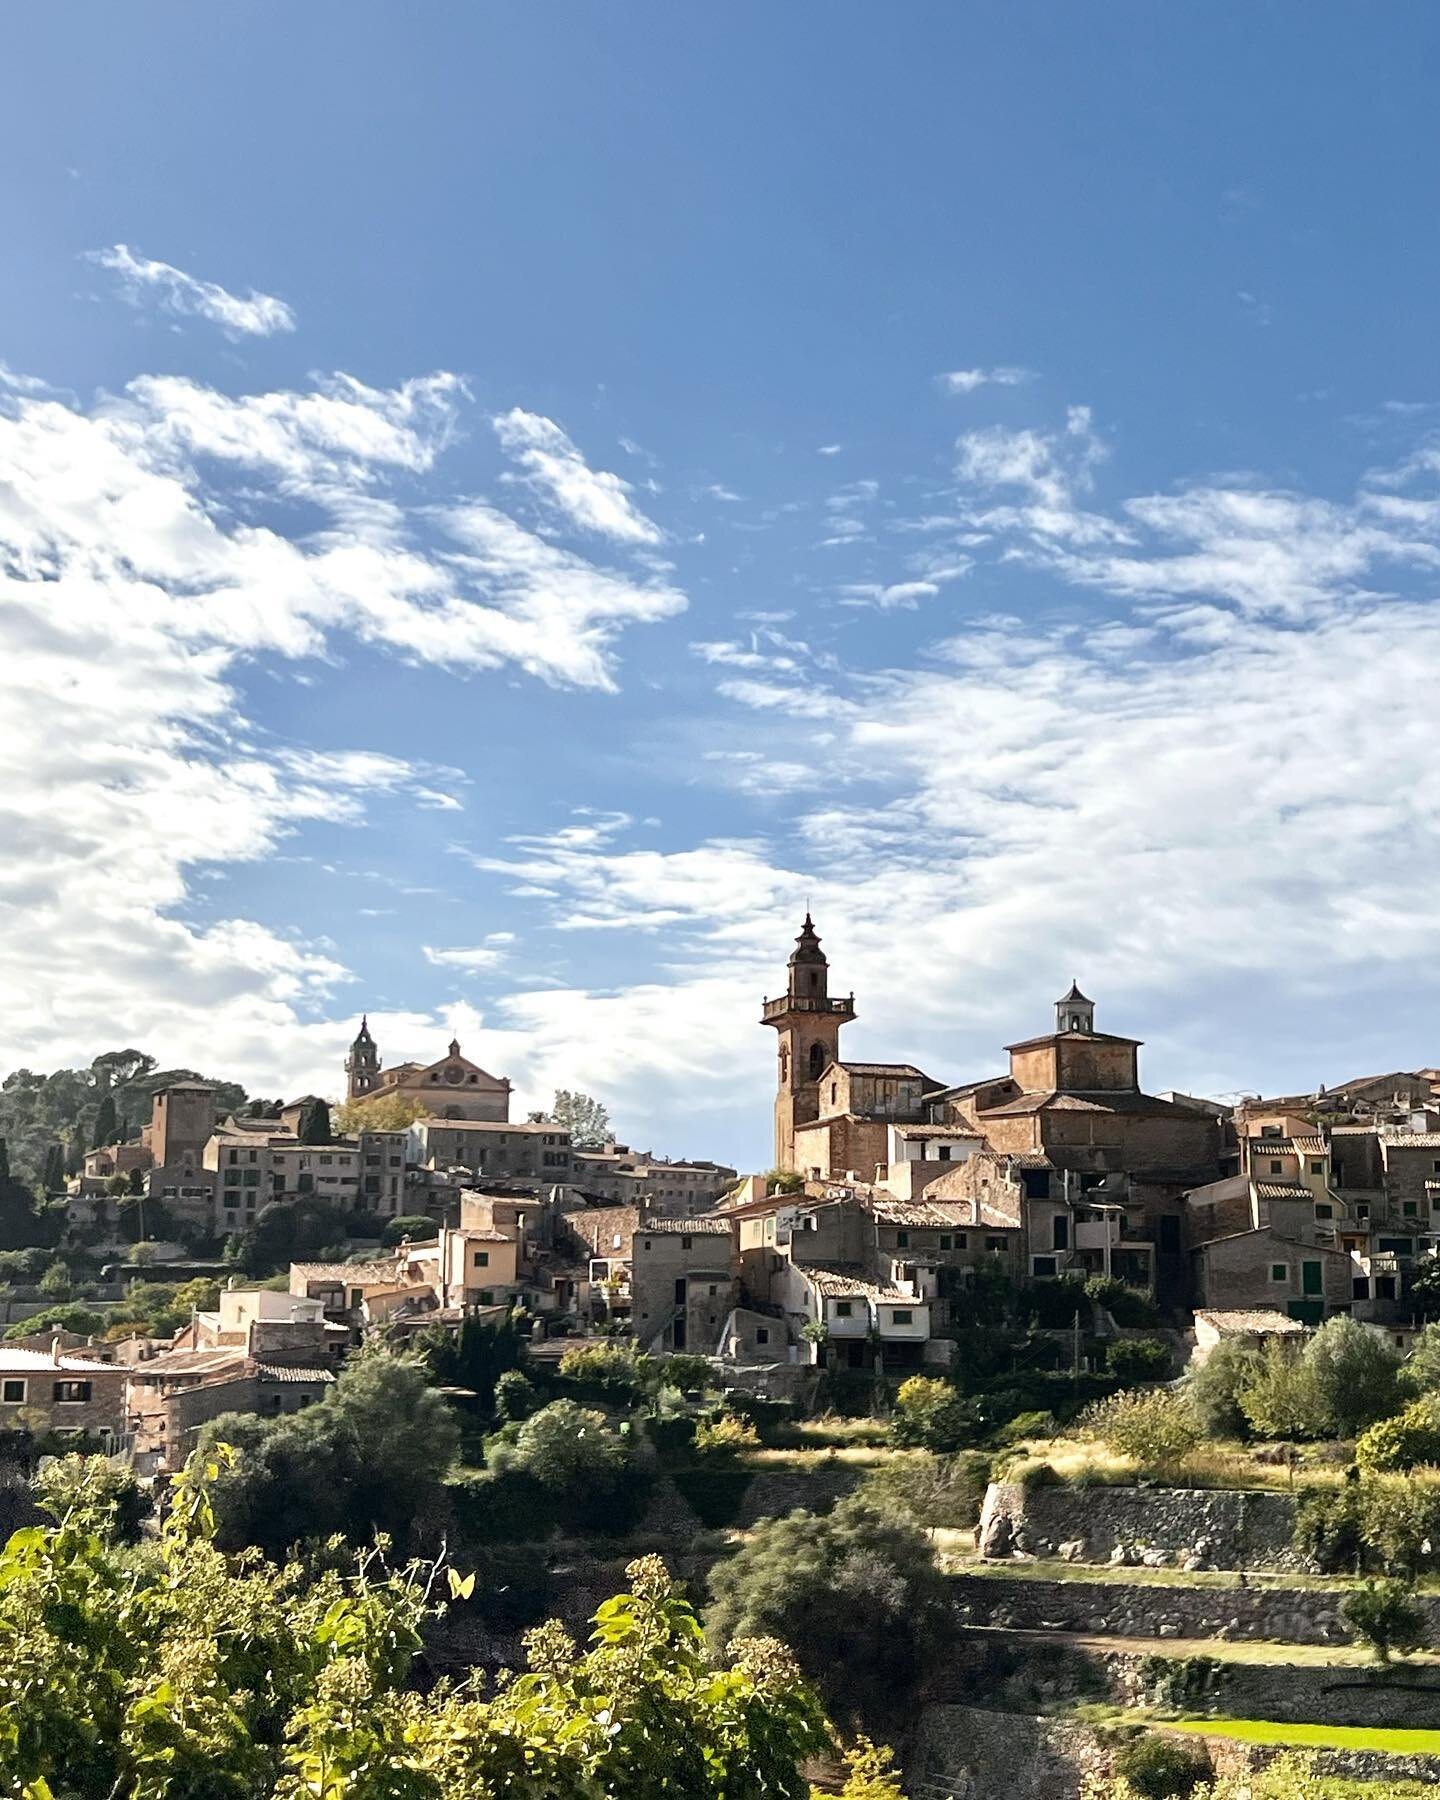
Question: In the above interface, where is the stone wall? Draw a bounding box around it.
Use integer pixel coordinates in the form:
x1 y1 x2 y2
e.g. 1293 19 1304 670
908 1705 1109 1800
978 1480 1305 1571
950 1571 1359 1645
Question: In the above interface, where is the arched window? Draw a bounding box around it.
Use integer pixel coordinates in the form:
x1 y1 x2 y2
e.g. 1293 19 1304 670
808 1042 826 1081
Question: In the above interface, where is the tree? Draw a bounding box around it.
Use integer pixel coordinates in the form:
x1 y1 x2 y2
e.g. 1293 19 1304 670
1079 1388 1201 1472
1105 1338 1171 1383
383 1212 440 1247
550 1088 612 1148
0 1453 839 1799
706 1494 949 1731
1185 1339 1259 1437
92 1093 118 1148
423 1313 525 1417
765 1168 805 1195
333 1090 431 1133
1111 1733 1211 1799
1342 1577 1428 1662
38 1258 73 1300
499 1398 632 1493
198 1348 459 1556
889 1376 978 1453
1401 1321 1440 1396
1355 1396 1440 1472
39 1142 66 1194
295 1097 332 1145
1303 1314 1400 1438
1236 1338 1329 1440
821 1739 907 1800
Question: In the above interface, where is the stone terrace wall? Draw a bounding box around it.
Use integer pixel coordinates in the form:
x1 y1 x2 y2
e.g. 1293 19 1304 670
978 1480 1304 1571
951 1572 1361 1645
909 1704 1108 1800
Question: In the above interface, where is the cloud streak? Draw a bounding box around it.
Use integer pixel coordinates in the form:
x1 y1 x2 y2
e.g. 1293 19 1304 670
86 243 297 337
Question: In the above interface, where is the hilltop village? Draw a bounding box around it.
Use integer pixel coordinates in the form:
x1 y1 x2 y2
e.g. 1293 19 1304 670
9 919 1440 1794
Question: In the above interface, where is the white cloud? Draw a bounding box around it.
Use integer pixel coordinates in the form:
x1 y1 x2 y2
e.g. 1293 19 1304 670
494 408 663 545
86 243 296 337
817 443 843 456
938 366 1034 395
423 944 508 972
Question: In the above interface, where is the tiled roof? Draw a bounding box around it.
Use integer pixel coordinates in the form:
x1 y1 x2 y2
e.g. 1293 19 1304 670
291 1260 402 1284
1247 1138 1295 1153
1383 1134 1440 1149
1196 1309 1308 1337
804 1267 915 1302
640 1218 734 1236
253 1363 335 1384
1291 1135 1327 1152
419 1118 566 1135
837 1061 930 1079
1254 1182 1314 1200
1004 1030 1141 1053
891 1123 985 1140
127 1348 247 1381
873 1199 978 1228
0 1347 119 1374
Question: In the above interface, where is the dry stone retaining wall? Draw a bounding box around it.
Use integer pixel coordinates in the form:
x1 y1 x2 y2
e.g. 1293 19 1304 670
978 1480 1305 1571
950 1571 1359 1644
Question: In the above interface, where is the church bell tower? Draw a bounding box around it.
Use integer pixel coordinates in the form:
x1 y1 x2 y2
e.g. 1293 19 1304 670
760 914 856 1172
345 1015 380 1101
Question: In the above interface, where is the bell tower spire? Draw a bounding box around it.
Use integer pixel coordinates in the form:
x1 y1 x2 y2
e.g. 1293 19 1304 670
761 913 856 1172
345 1014 380 1101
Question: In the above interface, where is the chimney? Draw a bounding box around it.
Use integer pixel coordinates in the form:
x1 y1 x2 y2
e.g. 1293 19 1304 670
50 1331 62 1367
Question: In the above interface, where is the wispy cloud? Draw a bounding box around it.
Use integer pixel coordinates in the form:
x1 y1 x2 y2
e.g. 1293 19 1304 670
494 408 663 545
937 366 1034 396
85 243 296 337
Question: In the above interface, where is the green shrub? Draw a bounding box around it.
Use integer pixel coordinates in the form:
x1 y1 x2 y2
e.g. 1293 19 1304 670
657 1353 713 1393
1086 1276 1160 1329
1304 1315 1401 1438
1106 1338 1171 1383
1359 1476 1440 1576
1185 1340 1260 1438
1236 1338 1328 1440
493 1368 537 1423
990 1410 1057 1447
891 1376 978 1453
1355 1397 1440 1472
695 1414 760 1460
32 1453 147 1542
720 1391 795 1440
380 1213 438 1247
556 1342 651 1397
1028 1275 1091 1329
1342 1577 1428 1662
487 1398 652 1534
1293 1484 1367 1574
862 1451 991 1528
645 1413 698 1462
1112 1733 1212 1799
1079 1388 1201 1472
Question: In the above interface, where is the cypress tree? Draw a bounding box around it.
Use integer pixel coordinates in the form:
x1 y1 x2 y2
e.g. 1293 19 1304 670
93 1094 118 1148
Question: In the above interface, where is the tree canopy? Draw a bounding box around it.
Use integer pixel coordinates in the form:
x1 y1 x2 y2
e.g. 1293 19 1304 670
0 1451 843 1799
547 1089 611 1148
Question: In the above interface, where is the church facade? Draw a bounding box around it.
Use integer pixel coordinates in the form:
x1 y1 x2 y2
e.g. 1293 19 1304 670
344 1018 512 1122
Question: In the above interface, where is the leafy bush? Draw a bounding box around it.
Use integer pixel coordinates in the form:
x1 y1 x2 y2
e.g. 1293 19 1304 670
1293 1484 1367 1574
3 1304 105 1341
1185 1340 1260 1438
1079 1388 1201 1471
1028 1274 1091 1329
861 1451 991 1528
493 1367 537 1422
1304 1315 1401 1438
1112 1733 1212 1799
32 1452 147 1543
557 1341 650 1396
486 1398 652 1534
707 1494 949 1730
890 1376 978 1453
1106 1338 1171 1383
1086 1276 1160 1329
1361 1477 1440 1577
658 1353 714 1393
1400 1321 1440 1396
990 1410 1057 1447
1236 1338 1328 1440
1355 1396 1440 1472
645 1413 699 1462
1342 1577 1428 1661
380 1213 438 1247
694 1414 760 1459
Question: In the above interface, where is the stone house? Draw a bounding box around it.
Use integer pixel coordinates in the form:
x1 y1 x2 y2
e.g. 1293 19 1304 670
345 1022 512 1122
415 1119 573 1186
0 1345 126 1446
629 1217 738 1355
774 1262 931 1371
127 1350 334 1472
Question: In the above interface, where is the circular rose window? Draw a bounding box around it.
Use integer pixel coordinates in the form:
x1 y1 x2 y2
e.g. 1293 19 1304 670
444 1065 463 1084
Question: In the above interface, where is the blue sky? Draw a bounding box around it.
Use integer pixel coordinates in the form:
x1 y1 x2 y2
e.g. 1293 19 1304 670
3 4 1440 1168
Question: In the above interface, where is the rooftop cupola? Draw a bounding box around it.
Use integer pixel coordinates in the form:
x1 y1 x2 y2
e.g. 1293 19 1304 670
1056 980 1095 1036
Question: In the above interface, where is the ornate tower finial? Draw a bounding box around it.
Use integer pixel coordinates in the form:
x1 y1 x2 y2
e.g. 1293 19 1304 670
1056 980 1095 1036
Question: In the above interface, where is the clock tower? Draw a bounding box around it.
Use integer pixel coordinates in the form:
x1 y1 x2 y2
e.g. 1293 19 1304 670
761 914 855 1172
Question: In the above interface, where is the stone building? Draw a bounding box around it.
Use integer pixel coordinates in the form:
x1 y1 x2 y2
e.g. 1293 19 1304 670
761 914 857 1171
0 1344 126 1445
345 1020 511 1122
628 1217 738 1355
415 1118 573 1184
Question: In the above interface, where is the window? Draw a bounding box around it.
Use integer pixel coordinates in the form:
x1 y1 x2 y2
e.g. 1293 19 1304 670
319 1154 332 1166
1302 1260 1323 1297
1 1379 26 1404
1261 1126 1282 1139
1379 1237 1414 1255
939 1234 953 1251
896 1230 909 1248
228 1148 238 1166
243 1168 260 1187
52 1381 92 1404
1052 1214 1069 1251
1315 1203 1333 1219
1032 1255 1057 1277
1310 1161 1325 1175
986 1236 1003 1252
938 1146 952 1162
681 1235 692 1249
1404 1201 1419 1218
834 1300 853 1317
248 1149 258 1164
891 1309 913 1325
642 1239 651 1252
755 1327 769 1345
1270 1263 1288 1283
224 1169 241 1187
478 1290 493 1305
472 1250 490 1269
1269 1160 1284 1175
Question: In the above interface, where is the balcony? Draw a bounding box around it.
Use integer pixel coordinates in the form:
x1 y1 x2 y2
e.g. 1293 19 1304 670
760 993 856 1023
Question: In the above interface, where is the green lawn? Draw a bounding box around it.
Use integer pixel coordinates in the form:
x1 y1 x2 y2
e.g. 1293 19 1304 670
950 1557 1363 1592
1167 1716 1440 1755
